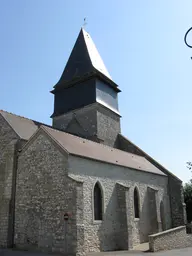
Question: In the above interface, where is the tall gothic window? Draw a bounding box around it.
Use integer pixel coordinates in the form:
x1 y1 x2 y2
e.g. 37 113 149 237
134 187 140 218
94 182 103 220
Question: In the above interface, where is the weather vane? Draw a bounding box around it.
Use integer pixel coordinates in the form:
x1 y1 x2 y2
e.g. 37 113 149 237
83 18 87 28
184 27 192 58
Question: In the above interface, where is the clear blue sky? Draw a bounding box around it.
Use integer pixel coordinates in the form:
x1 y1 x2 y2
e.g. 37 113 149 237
0 0 192 182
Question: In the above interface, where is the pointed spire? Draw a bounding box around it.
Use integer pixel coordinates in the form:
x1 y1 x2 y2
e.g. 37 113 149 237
54 28 113 88
81 28 111 79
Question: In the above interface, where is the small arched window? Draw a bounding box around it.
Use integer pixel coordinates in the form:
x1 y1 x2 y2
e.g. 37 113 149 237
94 182 103 220
134 187 140 218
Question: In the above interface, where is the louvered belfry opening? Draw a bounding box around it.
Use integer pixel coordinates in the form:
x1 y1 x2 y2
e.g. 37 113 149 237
94 182 103 220
134 187 140 218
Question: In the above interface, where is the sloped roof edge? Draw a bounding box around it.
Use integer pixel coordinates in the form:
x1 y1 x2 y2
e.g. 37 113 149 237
81 28 112 80
41 126 70 155
0 109 48 140
118 133 182 182
41 126 166 176
20 126 69 157
0 111 20 139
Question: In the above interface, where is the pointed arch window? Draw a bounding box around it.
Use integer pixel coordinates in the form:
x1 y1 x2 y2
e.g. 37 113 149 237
134 187 140 218
94 182 103 220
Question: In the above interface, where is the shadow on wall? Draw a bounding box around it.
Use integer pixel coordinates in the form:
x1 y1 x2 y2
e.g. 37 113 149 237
96 185 160 251
139 191 151 243
97 186 123 252
185 200 192 224
91 183 169 252
139 188 167 243
160 200 166 231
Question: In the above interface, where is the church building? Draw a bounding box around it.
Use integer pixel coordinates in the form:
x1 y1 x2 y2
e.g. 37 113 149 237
0 28 186 255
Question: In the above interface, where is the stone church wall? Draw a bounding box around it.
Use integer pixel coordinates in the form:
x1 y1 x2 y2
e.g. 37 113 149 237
0 115 19 247
52 102 120 147
117 134 185 228
96 104 120 147
52 103 98 135
14 132 84 255
68 155 172 253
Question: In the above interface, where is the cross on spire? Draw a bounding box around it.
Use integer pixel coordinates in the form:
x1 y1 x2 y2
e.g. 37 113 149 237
83 18 87 28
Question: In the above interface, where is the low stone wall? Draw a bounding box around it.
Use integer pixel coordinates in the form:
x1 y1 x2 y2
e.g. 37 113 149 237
149 226 192 252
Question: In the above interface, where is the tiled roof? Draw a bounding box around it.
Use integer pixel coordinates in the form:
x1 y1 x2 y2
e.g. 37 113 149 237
0 110 167 176
42 126 166 176
118 134 182 182
0 110 45 140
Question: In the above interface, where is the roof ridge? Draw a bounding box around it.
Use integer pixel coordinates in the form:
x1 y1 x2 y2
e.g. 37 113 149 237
42 125 145 159
0 109 48 126
41 125 165 176
0 109 35 122
40 126 70 155
118 133 182 182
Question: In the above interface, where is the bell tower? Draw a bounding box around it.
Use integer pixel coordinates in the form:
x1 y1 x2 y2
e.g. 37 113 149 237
51 28 121 147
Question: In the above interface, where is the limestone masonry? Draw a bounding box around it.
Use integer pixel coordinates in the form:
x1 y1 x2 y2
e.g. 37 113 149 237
0 28 187 255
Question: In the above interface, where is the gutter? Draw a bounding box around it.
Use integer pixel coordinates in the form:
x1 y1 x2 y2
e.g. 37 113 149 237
7 140 22 248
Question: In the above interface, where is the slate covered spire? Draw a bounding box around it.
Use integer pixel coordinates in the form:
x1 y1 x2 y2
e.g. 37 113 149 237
51 28 121 147
54 28 119 89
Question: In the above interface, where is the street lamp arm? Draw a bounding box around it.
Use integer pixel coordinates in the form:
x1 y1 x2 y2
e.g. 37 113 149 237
184 27 192 48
